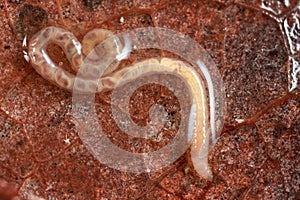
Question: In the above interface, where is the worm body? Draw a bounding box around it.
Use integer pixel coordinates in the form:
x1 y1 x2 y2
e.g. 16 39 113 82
28 26 226 180
28 26 123 92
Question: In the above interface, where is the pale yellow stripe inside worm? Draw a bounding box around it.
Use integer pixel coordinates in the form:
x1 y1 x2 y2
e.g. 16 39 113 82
109 57 211 179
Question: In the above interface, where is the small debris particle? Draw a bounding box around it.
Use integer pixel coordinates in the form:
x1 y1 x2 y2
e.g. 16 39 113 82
235 118 245 123
64 137 71 145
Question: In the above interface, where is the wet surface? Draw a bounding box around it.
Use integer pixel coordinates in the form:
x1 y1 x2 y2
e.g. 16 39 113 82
0 0 299 199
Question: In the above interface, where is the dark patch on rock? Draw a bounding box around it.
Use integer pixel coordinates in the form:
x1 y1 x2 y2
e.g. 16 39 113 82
83 0 102 10
15 4 48 39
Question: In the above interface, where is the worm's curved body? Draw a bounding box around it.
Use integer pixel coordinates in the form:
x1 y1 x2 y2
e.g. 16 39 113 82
28 26 226 180
28 27 123 92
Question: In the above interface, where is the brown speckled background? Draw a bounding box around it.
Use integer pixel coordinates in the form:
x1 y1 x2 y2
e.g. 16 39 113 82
0 0 299 199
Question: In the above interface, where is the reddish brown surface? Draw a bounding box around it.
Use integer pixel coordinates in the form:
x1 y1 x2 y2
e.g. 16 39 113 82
0 0 299 199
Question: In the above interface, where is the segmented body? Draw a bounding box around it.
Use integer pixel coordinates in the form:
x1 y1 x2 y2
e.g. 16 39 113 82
28 26 123 92
28 26 213 180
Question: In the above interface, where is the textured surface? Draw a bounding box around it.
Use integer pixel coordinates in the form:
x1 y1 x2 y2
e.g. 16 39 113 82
0 0 299 199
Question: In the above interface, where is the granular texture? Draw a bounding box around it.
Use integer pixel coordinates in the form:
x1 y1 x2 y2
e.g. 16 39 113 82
0 0 299 199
